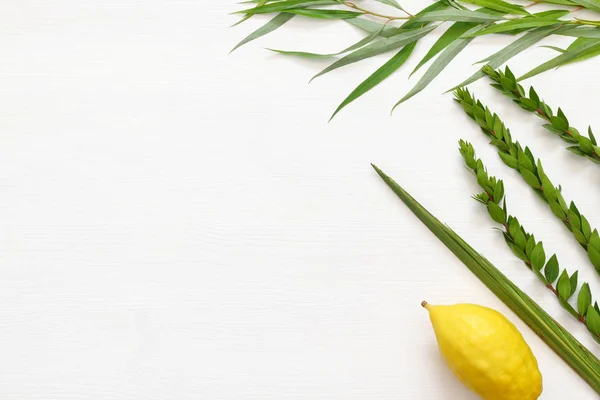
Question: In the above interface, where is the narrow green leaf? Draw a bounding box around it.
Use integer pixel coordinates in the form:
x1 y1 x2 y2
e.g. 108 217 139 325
521 169 542 189
375 0 407 11
311 25 437 81
284 9 362 19
557 270 572 301
571 0 600 13
545 254 559 283
591 229 600 250
570 271 579 297
513 228 527 250
231 12 295 52
488 201 507 223
533 9 571 18
574 229 588 246
393 25 482 109
582 216 592 240
562 38 600 66
232 0 268 26
498 151 519 169
415 9 504 22
509 242 529 261
519 40 600 81
549 200 566 219
526 235 536 257
450 26 560 89
568 209 581 230
587 307 600 335
236 0 337 14
531 242 546 270
465 18 560 37
269 24 385 58
411 21 478 76
346 18 401 37
588 246 600 270
330 43 416 120
579 283 592 316
460 0 529 15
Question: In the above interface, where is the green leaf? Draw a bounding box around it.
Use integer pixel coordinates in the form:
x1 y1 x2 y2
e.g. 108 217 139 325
531 242 546 270
311 25 437 81
551 116 569 131
557 270 572 301
393 24 482 109
570 0 600 13
578 282 592 316
493 180 505 202
562 38 600 66
568 209 581 230
549 200 566 220
284 9 362 19
574 229 588 246
567 145 586 156
411 21 478 76
460 0 529 15
465 18 560 37
415 9 504 22
587 306 600 335
488 201 507 224
498 151 519 169
331 43 416 120
236 0 337 14
588 246 600 270
519 39 600 81
545 254 559 283
570 271 579 298
526 235 536 257
560 26 600 39
514 228 527 250
517 147 534 171
375 0 407 11
521 169 541 189
346 18 403 38
582 216 592 240
232 0 269 27
508 242 529 261
231 12 295 52
269 23 385 58
591 229 600 250
451 25 561 90
533 9 571 18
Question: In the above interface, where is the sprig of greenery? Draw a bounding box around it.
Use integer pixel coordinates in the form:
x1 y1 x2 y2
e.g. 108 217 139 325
454 88 600 273
231 0 600 118
371 163 600 394
482 66 600 163
459 139 600 343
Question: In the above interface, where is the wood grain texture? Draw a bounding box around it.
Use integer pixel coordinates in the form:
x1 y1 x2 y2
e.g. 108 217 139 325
0 0 599 398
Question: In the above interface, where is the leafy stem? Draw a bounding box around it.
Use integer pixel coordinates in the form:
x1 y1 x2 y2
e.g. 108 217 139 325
454 88 600 274
459 140 600 343
482 66 600 164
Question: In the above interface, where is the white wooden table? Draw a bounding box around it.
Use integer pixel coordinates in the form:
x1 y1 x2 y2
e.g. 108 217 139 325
0 1 599 398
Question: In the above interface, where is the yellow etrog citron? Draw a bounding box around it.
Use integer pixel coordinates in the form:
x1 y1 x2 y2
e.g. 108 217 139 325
422 301 542 400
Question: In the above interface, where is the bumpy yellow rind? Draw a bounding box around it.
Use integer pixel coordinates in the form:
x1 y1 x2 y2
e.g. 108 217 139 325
423 302 542 400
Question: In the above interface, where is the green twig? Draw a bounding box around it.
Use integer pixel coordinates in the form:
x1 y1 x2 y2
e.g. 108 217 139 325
482 66 600 164
454 88 600 273
459 139 600 343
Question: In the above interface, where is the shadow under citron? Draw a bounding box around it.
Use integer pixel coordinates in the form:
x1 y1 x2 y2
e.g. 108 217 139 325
422 301 542 400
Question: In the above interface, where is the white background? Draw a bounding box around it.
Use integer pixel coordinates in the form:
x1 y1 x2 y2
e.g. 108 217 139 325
1 1 600 398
